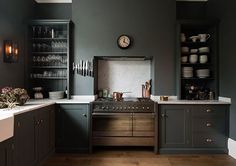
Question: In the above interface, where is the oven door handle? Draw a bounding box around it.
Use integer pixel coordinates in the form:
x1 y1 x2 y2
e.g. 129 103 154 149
92 113 132 117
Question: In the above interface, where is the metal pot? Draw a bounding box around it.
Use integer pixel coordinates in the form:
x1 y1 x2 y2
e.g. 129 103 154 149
113 92 123 101
112 92 132 101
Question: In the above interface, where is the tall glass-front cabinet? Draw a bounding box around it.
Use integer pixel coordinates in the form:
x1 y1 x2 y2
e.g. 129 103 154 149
28 20 72 99
176 20 219 100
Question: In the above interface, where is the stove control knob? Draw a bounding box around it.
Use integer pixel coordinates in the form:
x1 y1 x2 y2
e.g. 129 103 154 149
112 107 115 110
106 106 109 109
120 107 123 110
102 106 105 109
136 107 139 110
128 107 131 109
132 107 135 110
142 107 145 110
147 107 150 110
124 107 127 110
116 107 119 110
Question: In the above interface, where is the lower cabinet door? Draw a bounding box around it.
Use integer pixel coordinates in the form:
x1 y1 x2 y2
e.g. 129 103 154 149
159 105 191 148
56 104 90 152
0 139 13 166
37 107 51 161
13 112 37 166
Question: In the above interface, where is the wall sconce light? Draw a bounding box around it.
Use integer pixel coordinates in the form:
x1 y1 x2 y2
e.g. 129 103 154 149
3 40 19 63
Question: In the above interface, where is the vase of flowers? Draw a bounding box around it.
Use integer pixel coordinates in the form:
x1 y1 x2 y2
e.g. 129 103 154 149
0 87 30 109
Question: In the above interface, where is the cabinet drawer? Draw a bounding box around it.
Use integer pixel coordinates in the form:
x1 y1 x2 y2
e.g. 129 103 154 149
59 104 88 111
192 117 225 132
192 132 226 148
192 105 226 117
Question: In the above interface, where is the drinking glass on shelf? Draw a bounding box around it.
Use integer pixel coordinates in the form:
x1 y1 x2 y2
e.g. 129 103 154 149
37 56 41 66
37 26 42 38
33 56 37 66
32 26 36 38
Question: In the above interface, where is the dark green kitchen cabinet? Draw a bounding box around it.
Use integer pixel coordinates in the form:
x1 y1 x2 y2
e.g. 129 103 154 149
36 105 55 162
13 105 55 166
158 104 229 154
0 138 13 166
13 111 37 166
159 105 191 149
56 104 90 152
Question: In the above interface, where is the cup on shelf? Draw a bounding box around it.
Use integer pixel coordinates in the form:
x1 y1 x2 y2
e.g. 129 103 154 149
189 36 199 42
181 56 188 63
199 55 208 64
189 54 198 64
190 49 198 53
198 34 210 42
181 33 186 42
181 47 189 53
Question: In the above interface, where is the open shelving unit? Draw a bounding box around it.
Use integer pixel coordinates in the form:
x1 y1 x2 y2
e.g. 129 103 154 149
176 20 219 100
28 19 72 98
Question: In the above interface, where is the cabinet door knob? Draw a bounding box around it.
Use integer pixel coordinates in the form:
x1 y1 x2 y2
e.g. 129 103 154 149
161 114 167 118
206 109 212 113
206 123 212 127
83 113 87 117
17 122 21 127
206 138 213 143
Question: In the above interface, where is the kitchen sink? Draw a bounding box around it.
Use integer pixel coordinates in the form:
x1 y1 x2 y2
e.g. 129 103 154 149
0 113 14 142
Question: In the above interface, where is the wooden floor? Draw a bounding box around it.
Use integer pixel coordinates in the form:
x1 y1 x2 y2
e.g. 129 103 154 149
43 148 236 166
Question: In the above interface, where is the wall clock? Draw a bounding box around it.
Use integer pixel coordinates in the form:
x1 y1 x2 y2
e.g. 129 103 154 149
117 35 131 49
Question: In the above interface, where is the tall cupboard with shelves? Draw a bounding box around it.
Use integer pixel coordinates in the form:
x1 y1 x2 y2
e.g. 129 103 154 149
176 20 219 100
28 20 72 99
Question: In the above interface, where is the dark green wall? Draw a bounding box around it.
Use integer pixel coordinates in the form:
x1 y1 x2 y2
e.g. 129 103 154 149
207 0 236 140
177 2 207 19
0 0 35 88
72 0 176 95
35 3 72 19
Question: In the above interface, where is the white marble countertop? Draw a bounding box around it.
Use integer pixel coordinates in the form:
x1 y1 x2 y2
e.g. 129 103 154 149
151 96 231 105
155 99 230 105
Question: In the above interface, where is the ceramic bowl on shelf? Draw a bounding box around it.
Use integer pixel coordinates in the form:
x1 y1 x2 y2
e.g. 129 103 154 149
182 67 193 78
181 47 189 53
49 91 64 99
196 69 210 78
199 47 210 53
199 55 208 64
189 54 198 64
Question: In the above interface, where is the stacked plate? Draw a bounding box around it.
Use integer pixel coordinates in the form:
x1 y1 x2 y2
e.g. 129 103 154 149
49 91 64 99
196 69 210 78
182 67 193 78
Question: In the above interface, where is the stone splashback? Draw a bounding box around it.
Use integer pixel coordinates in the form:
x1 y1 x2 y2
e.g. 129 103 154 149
98 60 151 97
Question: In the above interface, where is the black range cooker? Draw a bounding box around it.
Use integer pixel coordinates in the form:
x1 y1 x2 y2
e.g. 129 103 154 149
91 98 156 150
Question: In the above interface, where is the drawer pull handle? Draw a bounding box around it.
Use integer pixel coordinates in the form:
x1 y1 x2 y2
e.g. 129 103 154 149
206 123 212 127
206 138 213 143
206 109 212 113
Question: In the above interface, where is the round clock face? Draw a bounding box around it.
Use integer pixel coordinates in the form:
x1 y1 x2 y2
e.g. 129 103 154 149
117 35 131 49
